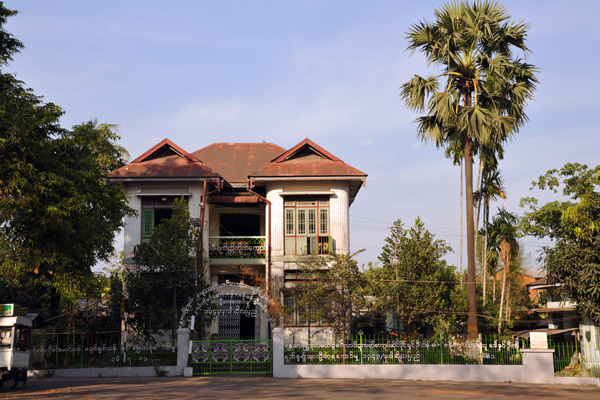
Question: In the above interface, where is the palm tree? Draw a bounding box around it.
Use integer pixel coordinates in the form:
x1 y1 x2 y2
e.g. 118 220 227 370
478 167 506 305
400 1 537 337
487 207 519 334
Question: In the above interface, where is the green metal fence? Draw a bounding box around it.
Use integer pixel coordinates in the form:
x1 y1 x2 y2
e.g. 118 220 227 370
29 332 177 369
284 334 527 365
551 341 600 377
191 339 272 375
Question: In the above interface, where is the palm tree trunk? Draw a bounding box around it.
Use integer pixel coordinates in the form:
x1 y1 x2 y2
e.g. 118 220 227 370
460 159 464 290
493 272 496 302
474 160 484 276
464 136 478 339
482 199 489 306
506 282 511 323
497 240 510 335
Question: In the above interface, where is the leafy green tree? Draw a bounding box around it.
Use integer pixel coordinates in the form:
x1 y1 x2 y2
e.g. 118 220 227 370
299 251 366 342
369 218 461 335
400 1 538 337
127 198 203 341
521 163 600 323
0 4 133 317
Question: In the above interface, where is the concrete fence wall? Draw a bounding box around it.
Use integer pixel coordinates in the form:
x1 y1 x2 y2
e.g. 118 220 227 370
28 328 600 386
272 328 599 386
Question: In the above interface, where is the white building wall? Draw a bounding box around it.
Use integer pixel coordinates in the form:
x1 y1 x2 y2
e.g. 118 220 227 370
330 181 349 254
265 180 350 256
266 182 284 256
122 182 204 260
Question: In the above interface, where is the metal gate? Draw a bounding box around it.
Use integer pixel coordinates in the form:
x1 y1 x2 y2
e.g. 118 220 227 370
190 339 272 375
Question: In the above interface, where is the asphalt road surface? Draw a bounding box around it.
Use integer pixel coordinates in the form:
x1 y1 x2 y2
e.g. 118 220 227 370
1 376 599 399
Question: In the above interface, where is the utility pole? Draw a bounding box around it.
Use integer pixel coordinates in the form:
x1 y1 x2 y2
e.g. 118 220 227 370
189 180 208 363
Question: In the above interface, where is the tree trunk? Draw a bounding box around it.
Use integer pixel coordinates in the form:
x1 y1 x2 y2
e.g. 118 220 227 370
464 137 478 339
460 160 464 290
493 272 496 302
50 285 61 319
497 240 510 335
172 287 177 346
474 160 484 276
506 282 511 323
482 199 489 306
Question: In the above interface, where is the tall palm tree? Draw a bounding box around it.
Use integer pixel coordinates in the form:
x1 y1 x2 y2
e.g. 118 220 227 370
487 207 519 334
401 1 537 337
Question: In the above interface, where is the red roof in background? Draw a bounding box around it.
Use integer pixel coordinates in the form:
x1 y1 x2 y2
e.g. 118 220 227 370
192 142 285 184
252 138 367 178
110 139 220 179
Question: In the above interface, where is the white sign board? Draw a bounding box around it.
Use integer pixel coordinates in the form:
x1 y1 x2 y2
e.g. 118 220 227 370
530 331 548 349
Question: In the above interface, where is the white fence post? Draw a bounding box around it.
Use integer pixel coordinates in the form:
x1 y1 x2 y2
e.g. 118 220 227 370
520 348 555 383
272 327 286 377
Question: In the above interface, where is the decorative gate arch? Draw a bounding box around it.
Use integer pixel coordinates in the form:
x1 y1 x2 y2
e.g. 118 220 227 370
180 281 278 375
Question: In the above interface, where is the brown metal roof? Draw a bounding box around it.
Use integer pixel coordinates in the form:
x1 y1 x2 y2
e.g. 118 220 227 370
110 139 220 180
192 142 286 184
252 138 367 178
110 156 220 179
252 158 366 177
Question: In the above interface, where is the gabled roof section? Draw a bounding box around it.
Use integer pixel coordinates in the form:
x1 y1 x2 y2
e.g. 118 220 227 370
192 142 286 185
272 138 341 163
132 138 200 163
252 138 367 178
109 138 220 180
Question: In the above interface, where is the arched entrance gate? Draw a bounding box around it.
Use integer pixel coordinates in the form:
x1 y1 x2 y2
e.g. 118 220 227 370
181 282 276 375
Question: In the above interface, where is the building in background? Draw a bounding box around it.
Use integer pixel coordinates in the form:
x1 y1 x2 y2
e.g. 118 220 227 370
110 138 366 340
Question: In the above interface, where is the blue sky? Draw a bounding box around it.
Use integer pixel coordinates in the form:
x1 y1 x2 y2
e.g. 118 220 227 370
4 1 600 273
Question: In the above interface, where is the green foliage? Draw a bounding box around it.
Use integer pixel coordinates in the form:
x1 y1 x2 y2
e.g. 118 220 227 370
521 163 600 323
367 218 462 335
298 251 367 341
0 4 133 315
126 198 207 338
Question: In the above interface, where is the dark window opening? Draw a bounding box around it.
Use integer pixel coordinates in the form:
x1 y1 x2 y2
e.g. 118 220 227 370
220 213 260 236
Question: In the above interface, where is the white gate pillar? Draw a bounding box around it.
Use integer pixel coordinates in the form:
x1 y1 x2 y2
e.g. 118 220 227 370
177 328 191 376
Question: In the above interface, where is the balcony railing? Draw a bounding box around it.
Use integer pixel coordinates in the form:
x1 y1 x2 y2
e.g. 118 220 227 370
209 236 266 259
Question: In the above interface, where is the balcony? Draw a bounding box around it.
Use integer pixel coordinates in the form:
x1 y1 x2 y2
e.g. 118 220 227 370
209 236 266 259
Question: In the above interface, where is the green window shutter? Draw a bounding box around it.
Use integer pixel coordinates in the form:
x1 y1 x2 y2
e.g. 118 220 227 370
142 209 154 238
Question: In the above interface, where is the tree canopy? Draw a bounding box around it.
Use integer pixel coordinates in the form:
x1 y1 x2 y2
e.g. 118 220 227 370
521 163 600 323
127 198 213 339
0 4 133 316
367 218 462 335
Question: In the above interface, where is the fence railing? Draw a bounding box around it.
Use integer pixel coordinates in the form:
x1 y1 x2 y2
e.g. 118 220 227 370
29 332 177 369
209 236 266 259
191 339 272 375
551 340 600 377
284 334 527 365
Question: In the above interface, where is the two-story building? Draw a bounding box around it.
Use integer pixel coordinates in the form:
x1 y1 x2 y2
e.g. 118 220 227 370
109 138 366 340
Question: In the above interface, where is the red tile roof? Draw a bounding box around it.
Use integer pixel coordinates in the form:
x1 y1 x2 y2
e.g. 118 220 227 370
192 142 285 184
110 139 220 179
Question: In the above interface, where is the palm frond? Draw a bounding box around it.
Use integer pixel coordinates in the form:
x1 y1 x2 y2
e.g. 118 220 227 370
400 75 439 112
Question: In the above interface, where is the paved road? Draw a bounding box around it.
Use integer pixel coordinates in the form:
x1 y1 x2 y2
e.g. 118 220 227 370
1 376 599 399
